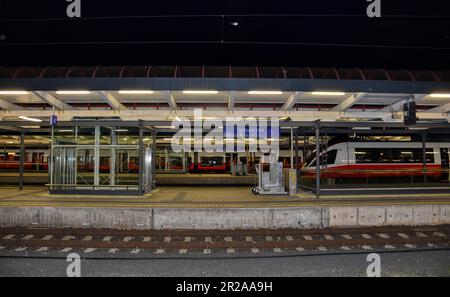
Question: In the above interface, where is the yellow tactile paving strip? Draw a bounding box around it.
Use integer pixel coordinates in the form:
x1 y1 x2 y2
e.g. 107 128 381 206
0 186 449 209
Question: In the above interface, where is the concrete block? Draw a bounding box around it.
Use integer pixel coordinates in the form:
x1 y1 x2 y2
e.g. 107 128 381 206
357 206 386 226
0 207 39 228
321 208 330 228
329 207 358 227
153 208 271 230
439 205 450 224
412 205 440 225
386 206 414 226
0 207 153 230
272 208 324 228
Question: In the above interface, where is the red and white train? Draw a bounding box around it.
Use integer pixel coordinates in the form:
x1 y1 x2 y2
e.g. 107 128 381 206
2 142 450 178
302 142 448 177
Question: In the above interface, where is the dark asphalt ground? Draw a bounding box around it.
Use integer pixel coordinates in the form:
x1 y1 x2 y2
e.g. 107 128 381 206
0 249 449 277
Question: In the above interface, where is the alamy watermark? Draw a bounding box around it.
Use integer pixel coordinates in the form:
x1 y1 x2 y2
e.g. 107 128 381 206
170 109 280 161
65 1 380 19
367 0 382 18
66 0 81 18
66 253 81 277
366 253 381 277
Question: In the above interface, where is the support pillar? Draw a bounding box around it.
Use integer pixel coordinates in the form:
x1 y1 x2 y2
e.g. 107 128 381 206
422 133 427 184
19 131 25 190
295 128 300 189
315 121 321 199
110 128 116 187
290 127 294 169
138 121 144 195
94 126 100 187
152 132 157 183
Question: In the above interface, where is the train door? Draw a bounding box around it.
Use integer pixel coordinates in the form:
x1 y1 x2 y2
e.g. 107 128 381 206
440 148 449 181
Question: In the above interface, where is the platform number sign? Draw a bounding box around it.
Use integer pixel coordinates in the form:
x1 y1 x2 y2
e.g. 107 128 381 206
50 115 58 127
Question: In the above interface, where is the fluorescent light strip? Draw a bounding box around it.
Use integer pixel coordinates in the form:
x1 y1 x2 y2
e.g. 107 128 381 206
56 91 91 95
182 90 219 94
118 90 154 94
248 91 283 95
311 92 346 96
430 94 450 98
0 91 29 95
19 116 43 122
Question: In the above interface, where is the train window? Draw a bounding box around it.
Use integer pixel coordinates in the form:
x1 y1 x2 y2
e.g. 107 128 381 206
356 148 435 163
355 148 377 163
200 157 224 166
425 149 435 163
304 152 316 167
320 149 337 166
377 149 392 163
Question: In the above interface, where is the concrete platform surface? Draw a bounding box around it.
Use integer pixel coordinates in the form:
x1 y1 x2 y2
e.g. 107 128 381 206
0 186 450 208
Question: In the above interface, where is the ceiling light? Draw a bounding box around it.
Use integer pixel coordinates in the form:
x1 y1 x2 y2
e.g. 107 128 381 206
0 91 29 95
115 129 128 132
182 90 219 95
248 91 283 95
19 116 43 122
430 93 450 98
56 90 91 95
311 92 346 96
118 90 154 94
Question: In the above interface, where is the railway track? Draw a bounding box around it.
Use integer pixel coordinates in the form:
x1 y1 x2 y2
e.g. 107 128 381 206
0 226 449 256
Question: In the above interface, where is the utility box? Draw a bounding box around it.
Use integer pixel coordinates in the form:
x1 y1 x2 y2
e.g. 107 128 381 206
286 169 298 195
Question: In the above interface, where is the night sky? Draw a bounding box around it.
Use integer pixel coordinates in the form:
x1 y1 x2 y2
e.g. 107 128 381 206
0 0 449 69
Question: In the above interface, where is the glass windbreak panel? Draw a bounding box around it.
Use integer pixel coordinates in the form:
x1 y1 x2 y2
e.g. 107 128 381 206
76 127 96 145
114 148 140 186
53 128 77 145
168 155 184 171
76 148 95 185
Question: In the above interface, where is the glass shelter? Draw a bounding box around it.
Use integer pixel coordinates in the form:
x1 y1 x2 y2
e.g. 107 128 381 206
48 122 155 195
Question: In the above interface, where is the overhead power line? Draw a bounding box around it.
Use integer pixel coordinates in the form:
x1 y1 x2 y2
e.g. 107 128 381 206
1 40 450 50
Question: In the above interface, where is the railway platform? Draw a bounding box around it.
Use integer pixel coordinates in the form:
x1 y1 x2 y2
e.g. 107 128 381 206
0 186 449 230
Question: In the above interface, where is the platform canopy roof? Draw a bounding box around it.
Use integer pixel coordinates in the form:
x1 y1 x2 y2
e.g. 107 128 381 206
0 66 450 130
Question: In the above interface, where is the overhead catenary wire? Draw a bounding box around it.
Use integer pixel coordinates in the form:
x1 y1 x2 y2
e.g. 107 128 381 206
1 40 449 50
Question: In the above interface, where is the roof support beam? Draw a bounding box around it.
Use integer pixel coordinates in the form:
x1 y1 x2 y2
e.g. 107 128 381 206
97 91 126 111
381 94 427 112
281 92 302 111
0 126 21 132
331 92 367 111
426 103 450 113
0 97 25 111
1 109 447 122
165 91 178 111
33 91 76 110
228 91 236 111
